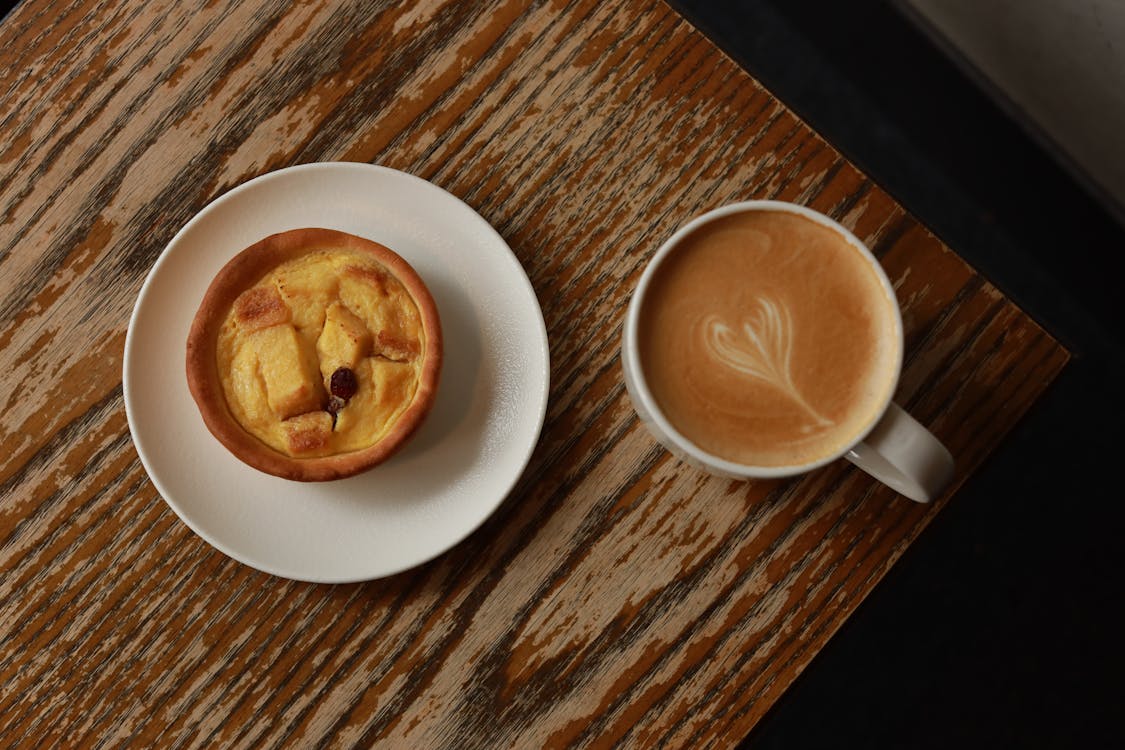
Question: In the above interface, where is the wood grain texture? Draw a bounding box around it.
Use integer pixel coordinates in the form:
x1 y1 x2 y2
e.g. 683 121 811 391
0 0 1067 747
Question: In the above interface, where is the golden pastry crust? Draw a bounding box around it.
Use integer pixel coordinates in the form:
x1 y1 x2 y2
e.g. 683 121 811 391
186 228 442 481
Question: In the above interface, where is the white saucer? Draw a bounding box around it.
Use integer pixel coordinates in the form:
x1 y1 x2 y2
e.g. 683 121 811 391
123 163 550 583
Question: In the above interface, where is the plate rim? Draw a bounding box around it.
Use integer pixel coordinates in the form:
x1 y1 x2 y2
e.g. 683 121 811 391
122 161 551 583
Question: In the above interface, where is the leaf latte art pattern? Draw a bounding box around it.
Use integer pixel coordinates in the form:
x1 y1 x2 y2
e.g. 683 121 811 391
702 297 833 428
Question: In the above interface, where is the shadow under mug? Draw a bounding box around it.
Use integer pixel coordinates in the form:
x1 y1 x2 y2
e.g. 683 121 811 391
620 201 954 503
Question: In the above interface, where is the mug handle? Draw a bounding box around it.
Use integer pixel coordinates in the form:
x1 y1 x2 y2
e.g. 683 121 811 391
845 403 954 503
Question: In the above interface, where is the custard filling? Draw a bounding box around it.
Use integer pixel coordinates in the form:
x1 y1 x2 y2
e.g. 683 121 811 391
215 248 425 457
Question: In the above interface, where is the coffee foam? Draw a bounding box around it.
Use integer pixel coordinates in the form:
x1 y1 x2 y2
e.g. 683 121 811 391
638 210 900 467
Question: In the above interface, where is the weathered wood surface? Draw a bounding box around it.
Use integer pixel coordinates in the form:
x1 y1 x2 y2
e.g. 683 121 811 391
0 0 1067 747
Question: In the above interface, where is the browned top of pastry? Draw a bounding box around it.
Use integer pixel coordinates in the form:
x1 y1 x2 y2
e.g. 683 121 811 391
186 228 442 481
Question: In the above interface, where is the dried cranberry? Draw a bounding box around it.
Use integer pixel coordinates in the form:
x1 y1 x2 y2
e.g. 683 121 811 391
330 367 358 400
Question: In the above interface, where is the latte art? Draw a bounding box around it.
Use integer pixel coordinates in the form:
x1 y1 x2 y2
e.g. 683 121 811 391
701 297 832 429
637 209 900 467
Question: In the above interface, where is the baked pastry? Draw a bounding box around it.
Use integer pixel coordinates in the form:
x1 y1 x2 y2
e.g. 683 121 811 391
186 228 442 481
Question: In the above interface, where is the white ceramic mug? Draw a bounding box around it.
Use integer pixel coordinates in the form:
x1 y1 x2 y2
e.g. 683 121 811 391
620 201 954 503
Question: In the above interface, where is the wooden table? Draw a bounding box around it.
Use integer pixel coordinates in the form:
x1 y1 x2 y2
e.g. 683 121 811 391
0 0 1067 747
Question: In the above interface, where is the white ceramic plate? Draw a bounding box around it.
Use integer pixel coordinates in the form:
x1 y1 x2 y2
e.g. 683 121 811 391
123 163 550 583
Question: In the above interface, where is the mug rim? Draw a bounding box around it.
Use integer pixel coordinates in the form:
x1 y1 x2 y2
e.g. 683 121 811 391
622 200 906 478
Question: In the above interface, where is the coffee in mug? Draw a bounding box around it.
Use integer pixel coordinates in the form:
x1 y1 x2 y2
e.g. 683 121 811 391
637 209 900 467
621 201 954 502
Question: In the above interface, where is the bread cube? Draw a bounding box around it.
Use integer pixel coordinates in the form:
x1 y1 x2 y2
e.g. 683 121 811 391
228 340 270 425
375 330 420 362
233 286 290 332
338 267 392 332
281 411 334 454
275 257 340 332
333 357 416 443
339 268 423 363
316 302 372 382
249 324 324 419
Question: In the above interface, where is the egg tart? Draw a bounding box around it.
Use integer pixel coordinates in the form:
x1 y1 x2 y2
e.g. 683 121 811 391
186 228 442 481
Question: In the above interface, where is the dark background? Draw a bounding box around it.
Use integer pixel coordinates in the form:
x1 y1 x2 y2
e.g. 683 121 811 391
4 0 1124 747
